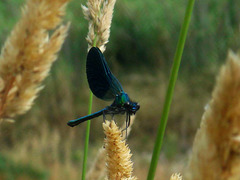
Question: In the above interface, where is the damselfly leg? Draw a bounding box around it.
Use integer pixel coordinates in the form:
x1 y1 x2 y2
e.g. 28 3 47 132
121 113 131 139
103 111 106 123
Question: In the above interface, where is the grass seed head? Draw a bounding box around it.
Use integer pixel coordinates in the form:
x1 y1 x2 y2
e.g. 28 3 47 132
185 51 240 179
0 0 70 119
103 120 137 180
82 0 116 52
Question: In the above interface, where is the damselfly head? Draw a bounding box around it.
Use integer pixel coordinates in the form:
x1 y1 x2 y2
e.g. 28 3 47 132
124 101 140 114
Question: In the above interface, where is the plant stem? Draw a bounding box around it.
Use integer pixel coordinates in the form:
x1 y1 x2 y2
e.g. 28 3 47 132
82 38 98 180
82 92 93 180
147 0 195 179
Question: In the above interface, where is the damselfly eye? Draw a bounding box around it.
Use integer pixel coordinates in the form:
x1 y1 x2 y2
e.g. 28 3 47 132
132 103 140 112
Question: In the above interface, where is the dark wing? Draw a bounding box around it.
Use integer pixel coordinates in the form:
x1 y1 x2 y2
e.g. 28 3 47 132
86 47 123 101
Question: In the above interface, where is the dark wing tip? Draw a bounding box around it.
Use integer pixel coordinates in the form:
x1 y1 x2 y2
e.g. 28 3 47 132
87 47 104 67
89 47 102 54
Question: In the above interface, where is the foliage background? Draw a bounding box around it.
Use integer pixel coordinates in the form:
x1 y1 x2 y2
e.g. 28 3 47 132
0 0 240 179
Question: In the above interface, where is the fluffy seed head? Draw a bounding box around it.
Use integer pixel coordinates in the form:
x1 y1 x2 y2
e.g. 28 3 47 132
0 0 70 119
82 0 116 52
103 120 137 180
185 51 240 179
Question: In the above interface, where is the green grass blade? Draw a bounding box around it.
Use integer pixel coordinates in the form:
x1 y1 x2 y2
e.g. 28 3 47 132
82 92 93 180
147 0 195 179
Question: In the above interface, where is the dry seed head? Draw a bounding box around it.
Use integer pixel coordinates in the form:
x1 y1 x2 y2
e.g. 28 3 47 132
82 0 116 52
87 116 136 180
0 77 5 92
185 51 240 179
103 120 137 180
170 173 182 180
0 0 70 118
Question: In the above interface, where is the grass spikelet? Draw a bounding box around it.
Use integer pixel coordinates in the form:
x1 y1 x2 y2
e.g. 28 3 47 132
82 0 116 52
0 0 70 119
185 51 240 179
103 120 137 180
87 116 136 180
170 173 182 180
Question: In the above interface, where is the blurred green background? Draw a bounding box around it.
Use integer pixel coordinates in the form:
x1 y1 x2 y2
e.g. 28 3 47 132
0 0 240 179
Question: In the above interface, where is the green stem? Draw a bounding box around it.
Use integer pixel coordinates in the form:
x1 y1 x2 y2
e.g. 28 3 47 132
82 92 93 180
147 0 195 179
82 38 97 180
93 36 98 48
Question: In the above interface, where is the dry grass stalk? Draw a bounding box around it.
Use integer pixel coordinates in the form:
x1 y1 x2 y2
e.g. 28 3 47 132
185 51 240 180
86 148 106 180
87 116 136 180
103 120 137 180
170 173 183 180
0 0 70 119
82 0 116 52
